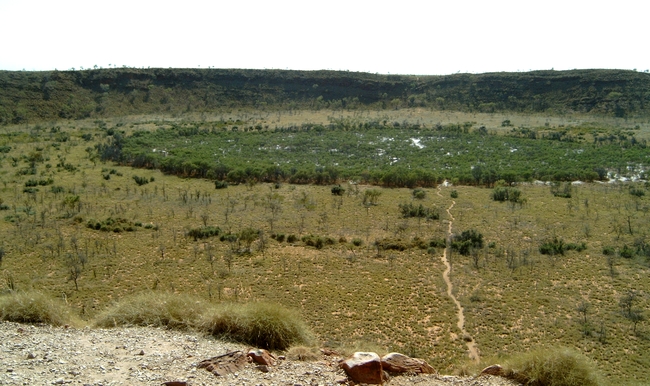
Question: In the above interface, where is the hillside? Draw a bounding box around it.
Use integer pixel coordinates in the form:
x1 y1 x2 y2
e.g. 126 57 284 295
1 68 649 124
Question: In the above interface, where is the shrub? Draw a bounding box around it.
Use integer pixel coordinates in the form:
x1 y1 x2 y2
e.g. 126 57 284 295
452 230 484 256
132 175 150 186
450 190 458 198
50 186 65 194
94 292 206 329
352 238 363 246
0 291 78 326
398 202 439 220
629 187 645 197
620 245 634 259
214 180 228 189
492 187 522 203
87 217 137 232
539 237 566 255
331 185 345 196
412 188 426 199
602 246 615 255
502 347 603 386
550 182 572 198
198 302 313 350
187 226 221 241
287 234 298 243
374 238 409 251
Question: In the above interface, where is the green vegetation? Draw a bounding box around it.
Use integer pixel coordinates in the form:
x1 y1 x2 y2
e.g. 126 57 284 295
199 301 313 350
1 68 649 125
93 292 311 350
501 347 603 386
0 291 79 326
99 119 648 187
1 71 650 383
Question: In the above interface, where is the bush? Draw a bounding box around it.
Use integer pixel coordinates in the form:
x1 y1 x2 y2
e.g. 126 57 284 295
287 234 298 243
87 217 137 232
551 182 572 198
450 190 458 198
187 226 221 241
398 202 439 220
452 230 484 256
214 180 228 189
412 188 426 199
374 238 410 251
331 185 345 196
620 245 634 259
539 237 566 255
198 302 313 350
629 187 645 197
352 238 363 247
602 246 615 255
94 292 206 330
502 347 603 386
132 175 150 186
0 291 78 326
492 187 523 203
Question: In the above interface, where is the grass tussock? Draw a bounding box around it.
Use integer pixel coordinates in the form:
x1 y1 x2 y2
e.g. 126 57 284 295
502 347 603 386
93 292 207 329
94 293 312 351
0 291 80 327
199 302 313 350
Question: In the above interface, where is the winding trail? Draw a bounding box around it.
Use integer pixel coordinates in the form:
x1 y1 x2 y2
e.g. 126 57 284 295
437 187 480 362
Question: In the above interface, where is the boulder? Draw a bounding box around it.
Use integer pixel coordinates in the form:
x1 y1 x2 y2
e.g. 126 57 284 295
247 348 276 366
198 350 250 376
340 352 386 384
380 352 435 374
480 364 504 376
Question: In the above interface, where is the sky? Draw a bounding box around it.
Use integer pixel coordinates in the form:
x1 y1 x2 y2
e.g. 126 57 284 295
0 0 647 75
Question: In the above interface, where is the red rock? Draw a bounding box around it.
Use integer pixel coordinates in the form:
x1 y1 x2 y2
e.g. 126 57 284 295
380 352 435 374
198 351 249 376
247 348 276 366
340 352 386 384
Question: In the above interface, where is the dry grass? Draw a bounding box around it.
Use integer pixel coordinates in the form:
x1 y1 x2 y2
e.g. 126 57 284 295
501 347 603 386
0 291 81 327
198 302 313 350
93 291 206 329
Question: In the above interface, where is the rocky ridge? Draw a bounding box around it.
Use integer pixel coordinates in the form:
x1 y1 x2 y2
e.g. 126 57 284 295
0 321 518 386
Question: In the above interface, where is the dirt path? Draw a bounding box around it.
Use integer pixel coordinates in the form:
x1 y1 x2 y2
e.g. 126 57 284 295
437 188 480 362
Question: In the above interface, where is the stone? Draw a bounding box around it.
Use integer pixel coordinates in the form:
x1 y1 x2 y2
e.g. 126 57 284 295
137 350 145 356
380 352 435 374
247 348 276 366
480 364 504 376
161 382 188 386
339 352 386 384
198 351 249 377
256 364 270 373
320 348 339 356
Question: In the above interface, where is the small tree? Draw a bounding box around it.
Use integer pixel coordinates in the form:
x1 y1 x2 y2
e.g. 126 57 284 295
577 301 590 325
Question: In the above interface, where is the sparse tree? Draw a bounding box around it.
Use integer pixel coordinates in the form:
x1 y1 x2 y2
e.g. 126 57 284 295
577 300 590 325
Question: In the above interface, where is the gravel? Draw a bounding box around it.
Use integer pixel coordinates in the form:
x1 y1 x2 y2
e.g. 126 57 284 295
0 321 519 386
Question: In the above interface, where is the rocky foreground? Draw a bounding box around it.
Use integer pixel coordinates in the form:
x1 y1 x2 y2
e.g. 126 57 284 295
0 321 518 386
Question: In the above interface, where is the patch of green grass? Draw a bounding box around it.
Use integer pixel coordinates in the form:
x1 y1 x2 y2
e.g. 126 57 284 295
199 302 313 350
502 347 604 386
93 292 206 329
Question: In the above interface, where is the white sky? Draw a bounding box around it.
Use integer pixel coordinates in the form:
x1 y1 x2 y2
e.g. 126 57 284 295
0 0 647 75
